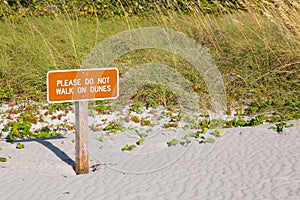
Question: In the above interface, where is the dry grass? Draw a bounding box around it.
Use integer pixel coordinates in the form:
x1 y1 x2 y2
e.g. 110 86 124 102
0 0 299 117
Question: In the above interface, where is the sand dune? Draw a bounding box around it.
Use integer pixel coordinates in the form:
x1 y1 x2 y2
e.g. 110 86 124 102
0 120 299 200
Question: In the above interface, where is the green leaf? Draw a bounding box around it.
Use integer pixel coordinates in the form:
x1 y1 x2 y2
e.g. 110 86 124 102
218 131 226 137
201 127 208 133
104 122 125 134
16 143 25 149
40 126 51 133
98 135 104 142
2 125 9 132
167 138 179 146
211 130 226 137
136 130 147 138
12 122 21 131
22 121 31 131
130 101 144 113
187 131 201 138
285 124 294 128
122 145 130 151
206 137 215 143
122 144 137 151
269 122 287 133
51 132 62 137
136 138 145 145
104 125 113 131
6 132 14 143
129 144 137 150
147 99 157 107
36 131 51 139
0 157 7 162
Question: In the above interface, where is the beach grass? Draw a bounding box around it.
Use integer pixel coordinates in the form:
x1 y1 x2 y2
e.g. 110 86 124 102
0 1 299 118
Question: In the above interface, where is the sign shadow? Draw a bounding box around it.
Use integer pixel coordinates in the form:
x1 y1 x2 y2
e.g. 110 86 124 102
13 137 75 170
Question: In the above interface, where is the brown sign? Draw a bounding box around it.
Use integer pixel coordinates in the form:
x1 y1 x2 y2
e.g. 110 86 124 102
47 68 118 103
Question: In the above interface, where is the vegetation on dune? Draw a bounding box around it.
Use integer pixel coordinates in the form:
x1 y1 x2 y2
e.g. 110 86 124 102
0 0 243 20
0 0 299 119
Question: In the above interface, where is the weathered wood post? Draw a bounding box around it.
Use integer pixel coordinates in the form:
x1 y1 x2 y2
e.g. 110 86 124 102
75 101 89 174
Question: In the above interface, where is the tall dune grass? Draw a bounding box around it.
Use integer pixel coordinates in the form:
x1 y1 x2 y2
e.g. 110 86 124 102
0 0 299 117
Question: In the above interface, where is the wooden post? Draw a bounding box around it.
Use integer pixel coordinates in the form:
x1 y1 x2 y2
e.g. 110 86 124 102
75 101 89 174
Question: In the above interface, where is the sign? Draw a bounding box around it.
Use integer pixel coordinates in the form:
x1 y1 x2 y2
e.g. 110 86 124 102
47 68 118 103
47 68 119 174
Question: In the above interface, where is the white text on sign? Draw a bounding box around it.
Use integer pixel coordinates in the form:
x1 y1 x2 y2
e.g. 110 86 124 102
55 77 112 95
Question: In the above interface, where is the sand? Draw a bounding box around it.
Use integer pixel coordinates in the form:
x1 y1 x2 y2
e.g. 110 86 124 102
0 116 299 200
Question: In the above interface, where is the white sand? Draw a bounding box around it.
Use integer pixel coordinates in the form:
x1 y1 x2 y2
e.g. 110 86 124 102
0 119 299 200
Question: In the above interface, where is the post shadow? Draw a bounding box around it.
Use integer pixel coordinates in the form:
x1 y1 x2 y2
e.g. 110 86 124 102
14 137 76 170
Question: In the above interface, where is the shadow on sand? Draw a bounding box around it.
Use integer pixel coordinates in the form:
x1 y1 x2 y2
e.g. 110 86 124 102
13 137 75 169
